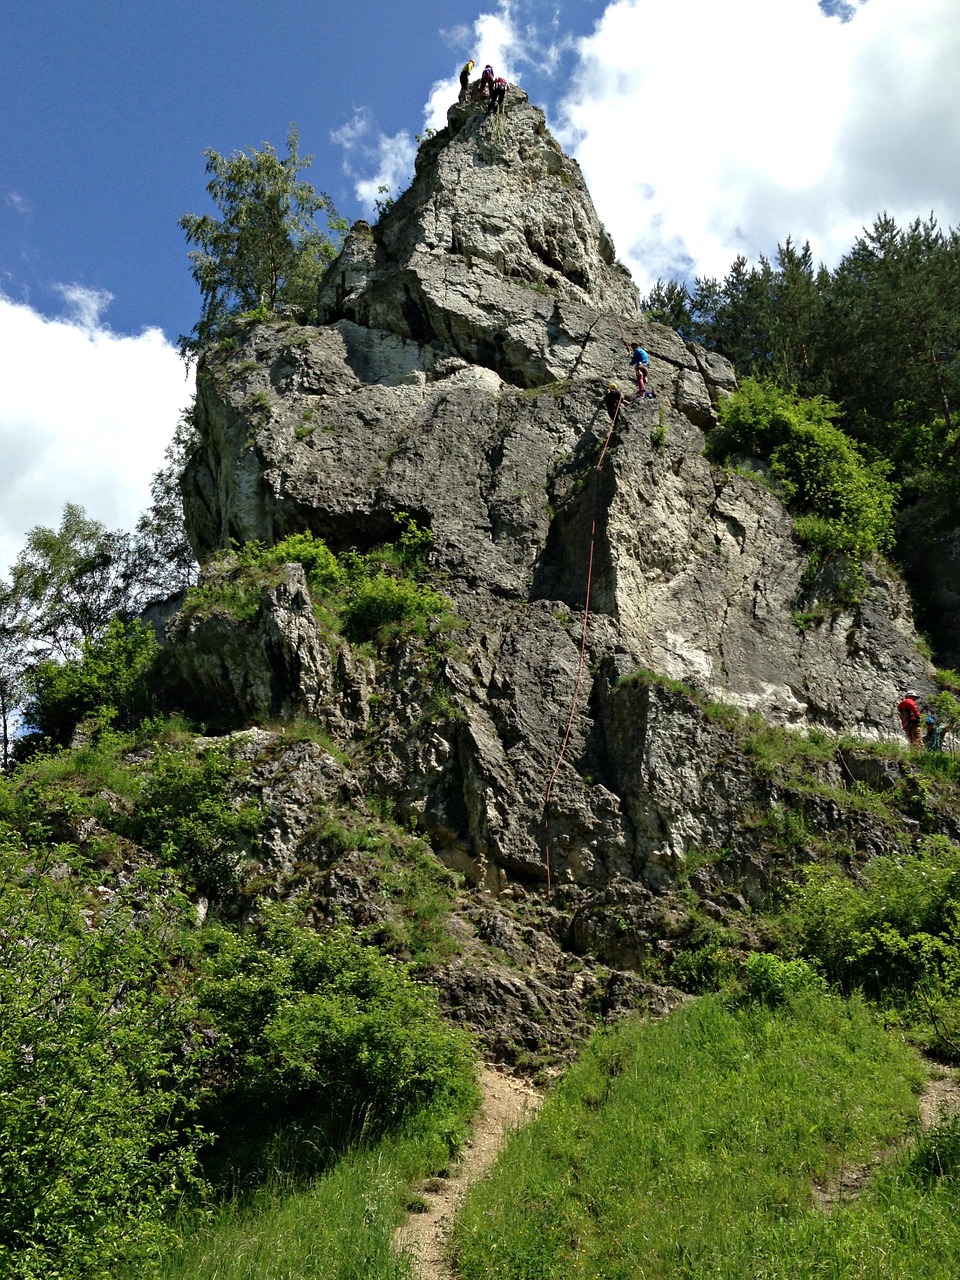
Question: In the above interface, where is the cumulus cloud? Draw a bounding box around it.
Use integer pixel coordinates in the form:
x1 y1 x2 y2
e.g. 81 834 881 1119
331 109 418 216
554 0 960 291
0 292 194 578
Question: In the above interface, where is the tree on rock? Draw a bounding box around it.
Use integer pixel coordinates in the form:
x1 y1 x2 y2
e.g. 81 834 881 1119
9 504 140 662
179 126 347 357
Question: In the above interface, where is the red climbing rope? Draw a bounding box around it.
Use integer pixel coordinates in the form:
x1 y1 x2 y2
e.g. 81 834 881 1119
541 392 624 896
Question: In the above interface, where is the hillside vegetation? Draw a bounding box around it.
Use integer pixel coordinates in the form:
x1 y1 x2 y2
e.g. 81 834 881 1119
4 644 960 1275
3 114 960 1280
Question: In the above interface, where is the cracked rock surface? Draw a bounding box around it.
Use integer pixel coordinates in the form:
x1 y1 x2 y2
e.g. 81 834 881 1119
176 89 934 895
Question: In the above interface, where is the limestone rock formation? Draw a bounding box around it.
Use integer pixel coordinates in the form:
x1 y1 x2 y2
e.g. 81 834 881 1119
174 88 935 898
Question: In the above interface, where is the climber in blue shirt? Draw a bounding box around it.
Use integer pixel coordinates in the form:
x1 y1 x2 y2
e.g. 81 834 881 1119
629 344 650 396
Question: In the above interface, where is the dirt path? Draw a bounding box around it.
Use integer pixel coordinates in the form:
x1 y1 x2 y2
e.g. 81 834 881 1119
394 1068 543 1280
815 1064 960 1208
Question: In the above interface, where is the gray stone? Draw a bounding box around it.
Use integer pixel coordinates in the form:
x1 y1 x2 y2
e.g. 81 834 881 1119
173 91 937 903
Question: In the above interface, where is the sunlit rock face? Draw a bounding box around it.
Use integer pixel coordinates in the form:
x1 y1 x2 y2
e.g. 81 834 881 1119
176 88 933 893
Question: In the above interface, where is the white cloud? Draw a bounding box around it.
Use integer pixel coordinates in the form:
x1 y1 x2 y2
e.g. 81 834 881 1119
0 292 194 579
553 0 960 291
54 283 114 334
5 191 32 216
331 109 418 216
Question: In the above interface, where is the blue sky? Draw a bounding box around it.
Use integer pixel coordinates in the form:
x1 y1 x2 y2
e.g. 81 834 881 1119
1 0 957 577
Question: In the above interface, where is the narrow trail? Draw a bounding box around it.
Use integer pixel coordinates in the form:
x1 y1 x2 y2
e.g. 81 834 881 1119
394 1068 543 1280
815 1064 960 1209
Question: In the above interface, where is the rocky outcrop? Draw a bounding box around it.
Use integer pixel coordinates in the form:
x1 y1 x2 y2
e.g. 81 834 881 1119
172 89 935 900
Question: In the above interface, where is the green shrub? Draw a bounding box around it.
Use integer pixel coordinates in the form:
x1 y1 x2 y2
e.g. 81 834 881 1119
196 903 476 1133
23 617 160 747
341 572 452 644
744 951 827 1004
787 836 960 999
0 829 207 1278
711 378 897 565
260 532 345 596
118 745 262 898
183 523 455 649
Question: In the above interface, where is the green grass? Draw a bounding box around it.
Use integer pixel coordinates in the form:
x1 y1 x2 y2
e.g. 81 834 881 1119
161 1096 476 1280
452 991 946 1279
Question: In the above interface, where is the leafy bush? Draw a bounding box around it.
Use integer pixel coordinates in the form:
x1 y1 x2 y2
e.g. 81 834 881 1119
744 951 827 1004
118 745 263 898
196 903 476 1132
787 836 960 999
260 532 345 596
711 378 897 564
183 523 455 649
341 572 452 644
0 828 207 1278
23 617 160 747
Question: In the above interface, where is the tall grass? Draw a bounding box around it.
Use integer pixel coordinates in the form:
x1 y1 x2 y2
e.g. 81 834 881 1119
161 1096 475 1280
452 992 953 1279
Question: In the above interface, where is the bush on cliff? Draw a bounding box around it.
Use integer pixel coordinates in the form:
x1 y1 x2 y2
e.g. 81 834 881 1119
710 378 897 565
182 524 456 649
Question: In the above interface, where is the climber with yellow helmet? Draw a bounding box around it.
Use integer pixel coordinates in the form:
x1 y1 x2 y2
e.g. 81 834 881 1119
604 383 625 421
459 59 475 102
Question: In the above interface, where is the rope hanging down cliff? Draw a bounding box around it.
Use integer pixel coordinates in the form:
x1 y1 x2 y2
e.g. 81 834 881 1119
540 387 625 897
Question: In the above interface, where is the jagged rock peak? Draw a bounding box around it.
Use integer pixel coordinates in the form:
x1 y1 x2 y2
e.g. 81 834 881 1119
318 87 640 387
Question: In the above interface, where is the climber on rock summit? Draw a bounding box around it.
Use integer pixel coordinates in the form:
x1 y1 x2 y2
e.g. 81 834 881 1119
487 76 508 114
459 58 475 102
478 64 496 99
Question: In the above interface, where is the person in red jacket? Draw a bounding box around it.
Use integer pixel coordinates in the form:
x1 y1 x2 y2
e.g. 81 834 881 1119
897 691 922 748
488 76 508 113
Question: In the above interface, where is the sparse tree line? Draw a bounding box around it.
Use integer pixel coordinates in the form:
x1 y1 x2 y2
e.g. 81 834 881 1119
644 213 960 531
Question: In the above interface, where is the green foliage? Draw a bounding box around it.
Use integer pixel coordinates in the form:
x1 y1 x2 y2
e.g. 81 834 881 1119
179 126 347 357
341 571 451 644
8 502 141 662
23 617 160 747
0 828 207 1278
785 836 960 1056
196 903 476 1133
712 378 897 576
118 744 262 898
744 951 827 1004
261 531 346 596
453 993 926 1279
184 523 456 650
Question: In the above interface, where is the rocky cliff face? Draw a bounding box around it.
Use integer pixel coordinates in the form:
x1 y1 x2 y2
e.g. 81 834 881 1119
175 88 934 901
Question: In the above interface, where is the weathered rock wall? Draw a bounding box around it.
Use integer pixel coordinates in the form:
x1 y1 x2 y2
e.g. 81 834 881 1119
174 89 935 896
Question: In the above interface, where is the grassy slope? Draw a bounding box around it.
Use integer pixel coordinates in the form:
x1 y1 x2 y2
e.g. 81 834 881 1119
453 993 960 1280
